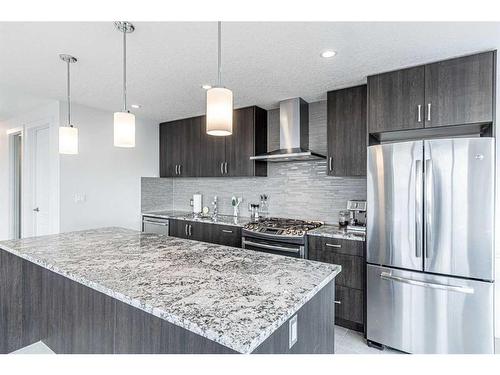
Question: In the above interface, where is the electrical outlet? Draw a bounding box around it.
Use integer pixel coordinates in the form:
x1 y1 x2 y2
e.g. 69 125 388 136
289 314 298 349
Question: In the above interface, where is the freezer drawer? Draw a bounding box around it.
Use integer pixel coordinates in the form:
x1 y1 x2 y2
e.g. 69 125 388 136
367 264 494 354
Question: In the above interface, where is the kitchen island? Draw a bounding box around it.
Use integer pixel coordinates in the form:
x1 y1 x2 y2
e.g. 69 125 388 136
0 227 340 354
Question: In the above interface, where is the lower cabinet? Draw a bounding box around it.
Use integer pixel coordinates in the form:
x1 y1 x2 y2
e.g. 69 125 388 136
169 219 242 248
308 235 365 332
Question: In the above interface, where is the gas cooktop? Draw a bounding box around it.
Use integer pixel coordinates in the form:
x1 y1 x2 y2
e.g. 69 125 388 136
243 217 323 237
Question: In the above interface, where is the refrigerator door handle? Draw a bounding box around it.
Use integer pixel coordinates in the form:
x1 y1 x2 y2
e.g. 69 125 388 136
415 160 423 258
380 272 474 294
424 159 433 259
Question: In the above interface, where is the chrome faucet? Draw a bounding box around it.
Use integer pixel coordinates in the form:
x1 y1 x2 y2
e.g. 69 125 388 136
212 196 218 219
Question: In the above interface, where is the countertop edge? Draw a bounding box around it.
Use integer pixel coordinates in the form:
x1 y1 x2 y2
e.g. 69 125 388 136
0 236 340 354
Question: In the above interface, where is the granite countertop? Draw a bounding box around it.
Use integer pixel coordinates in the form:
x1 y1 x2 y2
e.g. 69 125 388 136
0 227 340 354
308 224 366 242
143 210 251 227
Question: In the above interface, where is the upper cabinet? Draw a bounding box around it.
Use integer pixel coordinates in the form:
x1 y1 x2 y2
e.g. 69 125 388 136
424 52 494 128
367 51 495 134
159 106 267 178
327 85 367 177
367 66 425 133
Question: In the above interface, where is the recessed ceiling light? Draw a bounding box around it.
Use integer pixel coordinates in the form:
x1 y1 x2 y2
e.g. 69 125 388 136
201 84 212 90
131 104 141 109
320 50 337 58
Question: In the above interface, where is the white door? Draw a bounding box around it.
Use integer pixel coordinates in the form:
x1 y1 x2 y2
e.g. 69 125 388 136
33 126 50 236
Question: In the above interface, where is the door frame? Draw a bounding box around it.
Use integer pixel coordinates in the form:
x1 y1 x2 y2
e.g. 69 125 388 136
7 127 23 239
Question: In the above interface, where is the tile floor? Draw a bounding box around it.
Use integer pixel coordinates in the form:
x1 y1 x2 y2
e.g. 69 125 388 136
10 327 500 354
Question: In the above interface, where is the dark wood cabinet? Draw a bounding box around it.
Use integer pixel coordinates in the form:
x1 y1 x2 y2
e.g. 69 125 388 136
424 52 494 128
367 66 425 133
367 51 495 134
160 106 267 178
308 235 365 332
327 85 367 176
159 117 200 177
169 219 242 248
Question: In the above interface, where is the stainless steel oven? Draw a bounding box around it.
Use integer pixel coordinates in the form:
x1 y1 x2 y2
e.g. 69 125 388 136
242 233 306 258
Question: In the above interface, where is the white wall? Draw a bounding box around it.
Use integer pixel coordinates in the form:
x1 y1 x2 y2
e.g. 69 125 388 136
495 53 500 339
0 101 60 240
59 103 158 232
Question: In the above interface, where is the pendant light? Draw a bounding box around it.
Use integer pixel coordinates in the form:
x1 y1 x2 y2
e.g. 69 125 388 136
206 21 233 136
113 21 136 148
59 54 78 155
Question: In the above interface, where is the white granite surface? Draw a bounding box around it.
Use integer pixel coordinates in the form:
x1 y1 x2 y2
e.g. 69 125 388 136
308 224 366 242
0 227 340 354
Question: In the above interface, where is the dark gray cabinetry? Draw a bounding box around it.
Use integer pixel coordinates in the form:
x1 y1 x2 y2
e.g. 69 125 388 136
367 51 495 134
159 117 200 177
327 85 367 176
424 52 494 128
169 219 242 248
367 66 425 133
308 236 365 332
159 106 267 178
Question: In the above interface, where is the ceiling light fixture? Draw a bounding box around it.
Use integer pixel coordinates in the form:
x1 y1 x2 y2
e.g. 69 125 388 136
206 21 233 136
113 21 136 148
131 104 141 109
59 54 78 155
201 84 212 90
320 50 337 58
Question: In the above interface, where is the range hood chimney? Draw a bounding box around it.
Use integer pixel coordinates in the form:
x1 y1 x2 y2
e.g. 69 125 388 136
250 98 326 162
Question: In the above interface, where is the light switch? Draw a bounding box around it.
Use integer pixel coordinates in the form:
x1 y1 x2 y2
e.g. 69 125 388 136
289 314 298 348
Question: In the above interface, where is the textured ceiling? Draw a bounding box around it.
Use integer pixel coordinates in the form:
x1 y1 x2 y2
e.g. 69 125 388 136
1 22 499 122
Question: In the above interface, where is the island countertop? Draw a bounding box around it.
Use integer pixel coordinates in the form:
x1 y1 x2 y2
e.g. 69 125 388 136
0 227 340 354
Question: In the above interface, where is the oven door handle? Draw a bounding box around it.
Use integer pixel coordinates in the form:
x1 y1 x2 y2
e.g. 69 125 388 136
242 239 300 254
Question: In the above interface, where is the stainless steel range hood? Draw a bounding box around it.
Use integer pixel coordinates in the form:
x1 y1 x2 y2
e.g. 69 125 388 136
250 98 326 162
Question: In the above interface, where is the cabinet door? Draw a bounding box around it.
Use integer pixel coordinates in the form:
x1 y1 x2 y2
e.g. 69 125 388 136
199 116 226 177
225 107 256 177
168 219 188 239
424 52 494 128
327 85 367 176
210 224 242 248
367 66 425 133
159 122 178 177
335 285 364 329
177 117 201 177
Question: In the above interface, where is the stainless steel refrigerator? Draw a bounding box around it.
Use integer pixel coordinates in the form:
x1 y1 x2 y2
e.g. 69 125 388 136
366 138 495 354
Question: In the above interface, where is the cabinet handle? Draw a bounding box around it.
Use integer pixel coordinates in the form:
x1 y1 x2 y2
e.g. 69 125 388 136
329 157 333 172
417 104 422 122
334 300 341 305
179 164 182 175
185 224 188 236
189 224 192 236
220 162 224 175
222 229 233 233
326 243 341 248
224 162 228 174
427 103 431 122
175 165 178 175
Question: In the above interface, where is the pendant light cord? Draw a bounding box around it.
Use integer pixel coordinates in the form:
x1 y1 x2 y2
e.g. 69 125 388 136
123 29 127 112
67 60 71 127
217 21 221 87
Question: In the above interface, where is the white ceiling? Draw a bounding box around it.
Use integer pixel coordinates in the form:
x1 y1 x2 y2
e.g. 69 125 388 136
1 22 500 122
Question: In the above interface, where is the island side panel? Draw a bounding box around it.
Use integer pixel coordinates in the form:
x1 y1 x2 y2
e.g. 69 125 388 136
0 249 44 353
114 299 237 354
251 279 335 354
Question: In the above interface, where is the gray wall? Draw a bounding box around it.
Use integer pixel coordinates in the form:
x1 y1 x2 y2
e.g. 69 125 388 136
141 100 366 224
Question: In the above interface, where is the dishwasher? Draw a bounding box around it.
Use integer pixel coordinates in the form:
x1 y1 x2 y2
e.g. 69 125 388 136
142 215 169 235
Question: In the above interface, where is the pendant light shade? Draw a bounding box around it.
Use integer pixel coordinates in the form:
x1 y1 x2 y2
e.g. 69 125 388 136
114 21 136 148
206 87 233 136
58 54 78 155
206 21 233 136
113 111 136 147
59 126 79 154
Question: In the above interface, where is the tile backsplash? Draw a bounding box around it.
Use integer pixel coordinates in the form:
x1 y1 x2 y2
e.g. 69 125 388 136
141 100 367 224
